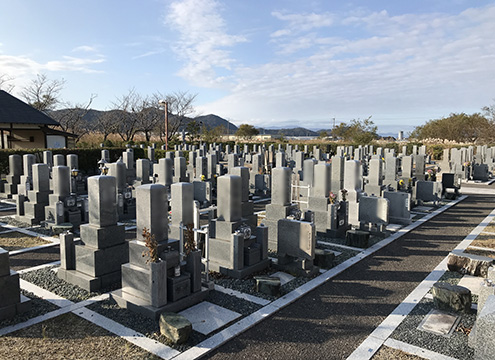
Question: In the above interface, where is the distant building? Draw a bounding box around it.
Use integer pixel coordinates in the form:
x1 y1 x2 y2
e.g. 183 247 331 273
0 90 75 149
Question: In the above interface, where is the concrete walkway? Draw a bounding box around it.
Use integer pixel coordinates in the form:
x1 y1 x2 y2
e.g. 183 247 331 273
203 194 495 360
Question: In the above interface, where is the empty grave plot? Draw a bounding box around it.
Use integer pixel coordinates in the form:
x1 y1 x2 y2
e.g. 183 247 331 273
0 312 159 360
0 231 51 251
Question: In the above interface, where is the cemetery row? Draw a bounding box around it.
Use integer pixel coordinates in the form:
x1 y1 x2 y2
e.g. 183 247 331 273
0 141 493 357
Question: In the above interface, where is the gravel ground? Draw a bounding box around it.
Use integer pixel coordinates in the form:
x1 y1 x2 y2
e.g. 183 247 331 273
207 290 263 316
20 266 119 302
210 266 319 302
390 297 475 359
87 298 207 352
0 312 159 360
26 226 56 237
0 231 51 251
316 242 360 265
0 290 59 329
372 346 423 360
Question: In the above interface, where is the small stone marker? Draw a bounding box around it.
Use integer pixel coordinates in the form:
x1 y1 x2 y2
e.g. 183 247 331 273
159 312 192 344
418 309 460 337
447 251 493 277
432 282 472 313
345 230 370 248
255 276 281 296
314 249 335 269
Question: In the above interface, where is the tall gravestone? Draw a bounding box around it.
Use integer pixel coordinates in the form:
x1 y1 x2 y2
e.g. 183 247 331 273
58 175 128 291
209 175 269 278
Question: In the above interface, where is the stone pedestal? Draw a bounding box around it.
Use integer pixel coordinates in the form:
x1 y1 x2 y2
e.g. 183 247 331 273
58 176 127 292
0 247 30 320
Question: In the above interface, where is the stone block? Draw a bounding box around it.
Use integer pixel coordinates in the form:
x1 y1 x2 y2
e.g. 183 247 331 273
136 184 168 242
185 250 202 293
88 176 118 227
314 249 335 269
159 312 192 344
432 282 472 313
277 219 315 260
346 230 370 248
0 270 21 306
447 251 493 277
60 232 75 270
167 273 191 302
80 224 125 249
217 175 242 222
0 248 10 277
271 167 291 206
75 242 129 277
255 276 281 296
359 196 389 225
244 244 261 266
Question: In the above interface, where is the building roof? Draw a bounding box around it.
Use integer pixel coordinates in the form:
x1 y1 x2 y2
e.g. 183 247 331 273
0 90 60 126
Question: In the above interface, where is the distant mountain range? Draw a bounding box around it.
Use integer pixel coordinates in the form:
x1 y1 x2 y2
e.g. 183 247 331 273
48 109 397 138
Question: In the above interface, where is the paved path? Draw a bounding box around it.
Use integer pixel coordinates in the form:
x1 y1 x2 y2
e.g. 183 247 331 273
203 194 495 360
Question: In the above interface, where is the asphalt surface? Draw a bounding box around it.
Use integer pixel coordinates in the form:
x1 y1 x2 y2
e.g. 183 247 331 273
203 194 495 360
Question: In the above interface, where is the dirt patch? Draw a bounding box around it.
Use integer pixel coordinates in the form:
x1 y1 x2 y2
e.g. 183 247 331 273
0 312 159 359
465 247 495 259
372 346 425 360
0 231 51 251
471 233 495 249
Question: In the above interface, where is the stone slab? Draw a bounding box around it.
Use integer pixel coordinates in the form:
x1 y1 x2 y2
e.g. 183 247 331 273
417 309 460 337
458 275 484 296
270 271 295 286
179 301 242 335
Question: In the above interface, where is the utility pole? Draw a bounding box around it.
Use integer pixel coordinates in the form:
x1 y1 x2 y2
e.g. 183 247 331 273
159 100 168 150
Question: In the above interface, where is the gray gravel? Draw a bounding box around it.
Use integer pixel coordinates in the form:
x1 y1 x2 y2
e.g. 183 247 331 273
87 298 207 352
211 267 319 302
0 290 59 329
20 266 119 302
207 290 262 316
390 297 475 359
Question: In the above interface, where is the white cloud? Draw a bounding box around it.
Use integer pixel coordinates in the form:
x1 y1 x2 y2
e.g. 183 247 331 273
271 11 334 32
196 5 495 132
166 0 247 87
72 45 98 53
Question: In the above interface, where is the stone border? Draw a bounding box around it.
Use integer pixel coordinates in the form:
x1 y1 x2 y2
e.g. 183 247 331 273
172 196 468 360
383 338 457 360
347 202 495 360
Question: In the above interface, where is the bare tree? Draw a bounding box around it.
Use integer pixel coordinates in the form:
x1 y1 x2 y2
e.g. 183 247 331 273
0 74 15 93
153 91 197 142
134 95 162 142
113 89 140 142
21 74 66 111
97 110 120 141
49 94 97 143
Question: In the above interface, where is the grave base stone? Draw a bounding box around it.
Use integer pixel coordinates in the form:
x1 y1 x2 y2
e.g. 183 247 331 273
432 282 472 313
159 312 192 344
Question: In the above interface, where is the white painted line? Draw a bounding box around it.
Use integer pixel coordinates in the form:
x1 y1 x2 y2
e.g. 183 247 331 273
9 242 60 256
347 203 495 360
16 261 61 274
176 196 467 360
384 338 458 360
214 284 270 306
317 241 363 252
73 307 180 360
